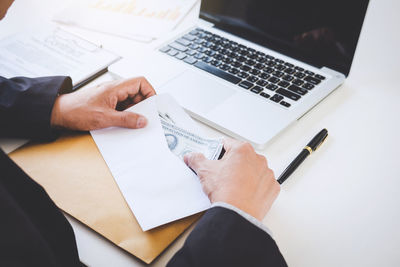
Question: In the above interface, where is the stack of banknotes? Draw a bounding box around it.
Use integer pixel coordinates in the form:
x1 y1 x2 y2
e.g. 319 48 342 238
159 113 223 161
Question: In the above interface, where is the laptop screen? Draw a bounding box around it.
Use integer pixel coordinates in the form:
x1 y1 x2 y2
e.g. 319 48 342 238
200 0 369 76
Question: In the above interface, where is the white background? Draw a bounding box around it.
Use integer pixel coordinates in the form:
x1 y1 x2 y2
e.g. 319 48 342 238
0 0 399 266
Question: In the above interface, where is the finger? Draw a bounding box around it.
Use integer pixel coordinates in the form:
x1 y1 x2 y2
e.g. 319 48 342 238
117 77 156 102
183 153 209 174
132 93 144 104
222 137 241 154
106 110 147 129
116 97 134 111
136 77 156 99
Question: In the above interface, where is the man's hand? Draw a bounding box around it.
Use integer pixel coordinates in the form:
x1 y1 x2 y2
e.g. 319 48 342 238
184 138 280 221
51 77 156 131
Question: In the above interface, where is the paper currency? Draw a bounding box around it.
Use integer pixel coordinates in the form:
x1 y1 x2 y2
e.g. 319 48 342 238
160 118 223 161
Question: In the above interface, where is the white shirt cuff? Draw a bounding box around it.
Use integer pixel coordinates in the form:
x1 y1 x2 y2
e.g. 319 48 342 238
211 202 273 237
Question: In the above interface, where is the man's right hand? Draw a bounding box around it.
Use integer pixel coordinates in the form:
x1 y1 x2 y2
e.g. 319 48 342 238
184 138 280 221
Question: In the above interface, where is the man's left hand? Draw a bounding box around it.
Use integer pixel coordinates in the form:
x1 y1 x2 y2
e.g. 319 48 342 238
50 77 156 131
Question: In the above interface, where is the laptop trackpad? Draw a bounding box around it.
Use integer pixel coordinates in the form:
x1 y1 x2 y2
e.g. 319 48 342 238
159 70 235 114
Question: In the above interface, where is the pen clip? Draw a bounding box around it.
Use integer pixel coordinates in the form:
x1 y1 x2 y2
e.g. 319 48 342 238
315 133 328 151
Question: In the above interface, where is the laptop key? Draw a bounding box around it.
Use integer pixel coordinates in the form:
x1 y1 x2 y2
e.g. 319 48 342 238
305 70 315 75
280 101 291 107
248 53 258 60
276 88 301 101
264 67 274 73
197 47 207 53
315 74 326 80
247 76 259 83
256 80 268 87
202 56 212 63
229 68 240 75
254 63 264 70
237 56 247 62
288 84 308 95
222 57 233 64
214 54 223 60
176 38 191 46
159 46 170 53
245 59 256 66
183 34 197 41
294 72 306 79
168 49 178 56
272 71 284 77
275 64 286 71
194 61 242 84
169 42 188 52
265 61 276 67
304 76 321 85
278 81 290 88
284 68 295 74
266 84 278 91
249 69 261 75
270 94 284 102
194 53 205 59
183 57 197 65
250 86 263 94
303 83 315 90
292 79 304 86
268 77 280 84
259 72 270 79
257 57 268 63
175 52 187 60
240 65 251 71
237 72 249 79
205 50 216 56
211 60 221 67
189 43 199 50
260 92 271 99
231 61 242 68
186 50 196 56
239 80 254 89
220 64 230 71
282 75 294 82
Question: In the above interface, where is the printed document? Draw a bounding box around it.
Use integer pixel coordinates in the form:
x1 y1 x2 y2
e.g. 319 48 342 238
91 95 212 231
53 0 198 42
0 25 120 85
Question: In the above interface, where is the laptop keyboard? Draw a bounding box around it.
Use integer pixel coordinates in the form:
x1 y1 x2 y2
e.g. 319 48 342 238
159 28 326 108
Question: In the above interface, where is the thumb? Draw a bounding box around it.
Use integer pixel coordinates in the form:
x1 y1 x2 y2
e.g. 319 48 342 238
184 153 208 175
106 110 147 129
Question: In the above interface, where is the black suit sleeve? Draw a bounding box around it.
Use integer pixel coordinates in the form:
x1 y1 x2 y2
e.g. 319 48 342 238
0 76 72 140
168 207 287 267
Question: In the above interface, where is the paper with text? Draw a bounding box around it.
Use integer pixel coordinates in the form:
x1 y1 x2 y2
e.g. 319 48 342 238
90 95 211 231
54 0 198 42
0 25 120 85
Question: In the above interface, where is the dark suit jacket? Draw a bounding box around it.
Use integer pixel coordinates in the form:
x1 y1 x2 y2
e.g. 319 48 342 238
0 76 287 267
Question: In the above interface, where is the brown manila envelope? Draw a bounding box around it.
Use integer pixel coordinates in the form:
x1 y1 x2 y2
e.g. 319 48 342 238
9 133 201 264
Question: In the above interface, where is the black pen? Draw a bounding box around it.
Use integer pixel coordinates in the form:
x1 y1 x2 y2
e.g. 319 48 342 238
277 129 328 184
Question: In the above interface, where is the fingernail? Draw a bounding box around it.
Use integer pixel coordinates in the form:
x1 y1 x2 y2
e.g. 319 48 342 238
183 154 191 164
136 116 147 128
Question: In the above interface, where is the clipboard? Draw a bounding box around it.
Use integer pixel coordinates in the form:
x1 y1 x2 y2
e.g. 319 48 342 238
9 133 201 264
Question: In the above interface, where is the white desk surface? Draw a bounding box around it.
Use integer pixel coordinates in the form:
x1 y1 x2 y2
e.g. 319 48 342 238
1 0 399 266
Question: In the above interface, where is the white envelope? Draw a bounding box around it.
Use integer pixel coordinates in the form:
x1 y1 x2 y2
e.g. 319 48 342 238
91 94 211 231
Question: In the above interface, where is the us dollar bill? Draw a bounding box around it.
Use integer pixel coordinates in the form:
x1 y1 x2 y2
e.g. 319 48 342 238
160 118 223 161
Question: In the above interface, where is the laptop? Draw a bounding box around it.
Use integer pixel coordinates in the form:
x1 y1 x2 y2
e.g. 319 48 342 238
113 0 370 149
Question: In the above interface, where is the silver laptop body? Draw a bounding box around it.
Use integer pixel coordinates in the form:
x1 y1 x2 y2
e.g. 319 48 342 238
112 0 369 149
